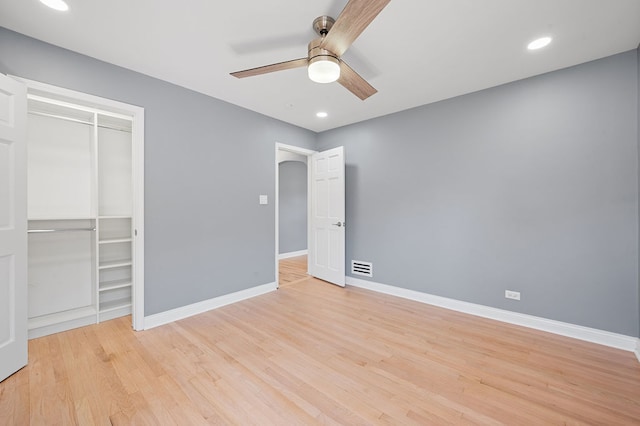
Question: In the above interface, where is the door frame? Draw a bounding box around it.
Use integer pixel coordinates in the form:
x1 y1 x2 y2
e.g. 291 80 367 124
275 143 316 287
10 76 146 331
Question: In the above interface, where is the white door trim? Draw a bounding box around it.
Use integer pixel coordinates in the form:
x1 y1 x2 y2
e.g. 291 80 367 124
10 76 146 331
275 143 316 287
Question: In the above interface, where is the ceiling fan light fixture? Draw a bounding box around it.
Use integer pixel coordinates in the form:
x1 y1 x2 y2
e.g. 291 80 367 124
308 56 340 84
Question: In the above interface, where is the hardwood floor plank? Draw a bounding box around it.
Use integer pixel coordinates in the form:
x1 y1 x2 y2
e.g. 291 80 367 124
279 255 310 286
0 367 29 425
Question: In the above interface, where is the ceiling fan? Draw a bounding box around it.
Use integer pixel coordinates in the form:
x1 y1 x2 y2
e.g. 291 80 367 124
230 0 390 100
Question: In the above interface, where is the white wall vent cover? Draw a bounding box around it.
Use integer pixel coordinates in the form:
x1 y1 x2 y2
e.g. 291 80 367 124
351 260 373 277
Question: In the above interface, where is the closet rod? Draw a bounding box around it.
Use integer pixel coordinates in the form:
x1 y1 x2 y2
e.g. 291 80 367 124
28 228 96 233
28 111 132 133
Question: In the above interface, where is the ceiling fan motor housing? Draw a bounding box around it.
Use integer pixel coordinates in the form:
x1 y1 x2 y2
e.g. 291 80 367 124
312 15 335 36
309 15 339 67
308 38 339 63
308 16 340 84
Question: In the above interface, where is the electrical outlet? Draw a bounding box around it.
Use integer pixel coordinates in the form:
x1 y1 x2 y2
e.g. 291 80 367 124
505 290 521 301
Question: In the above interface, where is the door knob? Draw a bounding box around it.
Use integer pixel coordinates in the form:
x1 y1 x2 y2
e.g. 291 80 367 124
333 222 344 227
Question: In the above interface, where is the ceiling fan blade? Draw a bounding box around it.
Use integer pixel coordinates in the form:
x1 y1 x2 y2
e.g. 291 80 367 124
338 61 377 100
321 0 390 57
230 58 308 79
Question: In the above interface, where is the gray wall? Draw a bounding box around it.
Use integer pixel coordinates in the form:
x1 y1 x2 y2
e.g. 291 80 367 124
318 50 640 337
279 161 307 254
0 27 316 315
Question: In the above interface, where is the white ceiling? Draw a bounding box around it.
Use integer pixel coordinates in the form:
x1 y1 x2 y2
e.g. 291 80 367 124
1 0 639 132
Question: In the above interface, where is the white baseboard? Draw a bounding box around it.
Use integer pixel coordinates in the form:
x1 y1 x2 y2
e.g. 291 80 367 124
28 306 97 339
278 249 308 260
28 316 96 340
144 282 277 330
346 276 639 354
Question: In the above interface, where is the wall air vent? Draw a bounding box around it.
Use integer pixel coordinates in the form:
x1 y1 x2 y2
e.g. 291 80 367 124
351 260 373 277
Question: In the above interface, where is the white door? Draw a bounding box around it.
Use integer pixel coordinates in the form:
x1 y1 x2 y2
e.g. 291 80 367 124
308 146 345 286
0 74 28 382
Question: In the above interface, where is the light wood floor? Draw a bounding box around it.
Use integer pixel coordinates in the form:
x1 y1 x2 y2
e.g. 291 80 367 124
278 255 309 287
2 276 640 424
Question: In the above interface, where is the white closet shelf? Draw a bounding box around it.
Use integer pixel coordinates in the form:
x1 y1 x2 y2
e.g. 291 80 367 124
98 260 132 270
98 237 132 245
99 279 132 292
99 298 132 313
29 217 96 221
99 215 132 219
98 305 132 323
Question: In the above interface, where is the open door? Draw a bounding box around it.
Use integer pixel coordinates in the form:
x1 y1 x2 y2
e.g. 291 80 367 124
308 146 345 286
0 74 28 382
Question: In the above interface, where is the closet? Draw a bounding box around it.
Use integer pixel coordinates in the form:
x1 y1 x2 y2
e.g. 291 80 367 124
25 88 142 338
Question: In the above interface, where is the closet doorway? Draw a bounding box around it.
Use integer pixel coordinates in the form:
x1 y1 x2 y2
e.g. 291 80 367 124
14 77 145 337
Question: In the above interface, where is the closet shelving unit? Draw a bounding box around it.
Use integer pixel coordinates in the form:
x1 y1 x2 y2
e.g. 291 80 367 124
96 113 134 323
97 217 133 322
27 95 136 337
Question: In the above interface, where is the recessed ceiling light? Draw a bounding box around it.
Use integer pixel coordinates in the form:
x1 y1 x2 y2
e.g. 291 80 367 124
39 0 69 11
527 36 552 50
316 112 328 118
